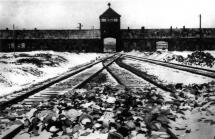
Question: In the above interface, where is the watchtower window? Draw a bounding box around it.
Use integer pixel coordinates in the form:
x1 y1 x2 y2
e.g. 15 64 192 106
113 18 118 22
101 18 107 22
101 18 118 22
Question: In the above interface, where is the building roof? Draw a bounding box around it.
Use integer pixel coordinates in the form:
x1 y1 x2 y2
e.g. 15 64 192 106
1 28 215 39
100 7 121 18
0 30 101 39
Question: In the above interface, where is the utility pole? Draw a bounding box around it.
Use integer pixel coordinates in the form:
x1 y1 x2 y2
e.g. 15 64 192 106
13 24 15 56
199 14 201 29
199 14 202 50
78 23 83 30
92 26 95 38
199 14 202 37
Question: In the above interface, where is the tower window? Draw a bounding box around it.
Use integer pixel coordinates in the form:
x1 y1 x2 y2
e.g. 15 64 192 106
101 18 107 22
101 18 118 22
114 18 118 22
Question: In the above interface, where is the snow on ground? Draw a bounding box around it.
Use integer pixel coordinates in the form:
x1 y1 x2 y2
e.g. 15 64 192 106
102 69 119 86
0 51 105 97
123 59 214 85
148 51 170 60
149 51 193 60
124 50 148 57
122 56 215 139
161 51 215 70
170 50 215 59
172 108 215 139
125 50 215 70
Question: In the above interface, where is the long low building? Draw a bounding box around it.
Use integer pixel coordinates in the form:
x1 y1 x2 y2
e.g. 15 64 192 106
1 28 215 52
1 4 215 52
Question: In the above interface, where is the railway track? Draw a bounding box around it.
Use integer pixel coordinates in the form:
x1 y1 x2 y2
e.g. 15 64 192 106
115 59 177 94
123 54 215 79
1 53 187 139
0 54 117 110
105 60 178 102
105 62 178 138
0 54 120 139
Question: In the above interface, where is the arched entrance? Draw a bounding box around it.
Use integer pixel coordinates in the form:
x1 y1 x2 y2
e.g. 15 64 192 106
103 37 116 52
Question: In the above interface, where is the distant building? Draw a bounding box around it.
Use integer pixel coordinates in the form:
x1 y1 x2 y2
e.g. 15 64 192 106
156 41 168 51
1 3 215 52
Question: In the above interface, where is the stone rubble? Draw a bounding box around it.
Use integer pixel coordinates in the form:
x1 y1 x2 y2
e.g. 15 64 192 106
1 73 215 139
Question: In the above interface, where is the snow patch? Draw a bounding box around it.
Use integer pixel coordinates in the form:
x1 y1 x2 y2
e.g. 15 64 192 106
0 51 105 97
123 59 214 85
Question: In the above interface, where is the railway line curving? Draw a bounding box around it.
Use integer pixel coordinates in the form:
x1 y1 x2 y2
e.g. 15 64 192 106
2 53 213 139
0 54 120 139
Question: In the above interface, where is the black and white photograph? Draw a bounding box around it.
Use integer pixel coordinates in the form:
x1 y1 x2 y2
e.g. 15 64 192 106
0 0 215 139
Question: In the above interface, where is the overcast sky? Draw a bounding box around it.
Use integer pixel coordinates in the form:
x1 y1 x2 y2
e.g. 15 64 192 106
0 0 215 29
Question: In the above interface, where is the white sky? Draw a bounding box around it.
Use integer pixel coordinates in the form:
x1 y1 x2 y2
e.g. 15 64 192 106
0 0 215 29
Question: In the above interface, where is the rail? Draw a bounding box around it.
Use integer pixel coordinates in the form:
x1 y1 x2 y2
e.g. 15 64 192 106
123 54 215 79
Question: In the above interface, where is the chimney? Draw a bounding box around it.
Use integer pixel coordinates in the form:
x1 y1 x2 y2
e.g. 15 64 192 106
183 26 185 30
169 26 172 36
199 14 201 29
141 26 145 32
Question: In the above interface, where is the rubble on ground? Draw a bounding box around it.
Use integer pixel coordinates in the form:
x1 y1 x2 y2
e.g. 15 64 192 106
164 51 215 68
1 80 215 139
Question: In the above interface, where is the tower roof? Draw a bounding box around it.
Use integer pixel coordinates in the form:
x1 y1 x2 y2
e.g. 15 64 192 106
100 3 121 18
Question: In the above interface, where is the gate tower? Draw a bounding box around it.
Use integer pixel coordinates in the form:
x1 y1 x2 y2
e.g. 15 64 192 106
99 3 122 52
